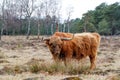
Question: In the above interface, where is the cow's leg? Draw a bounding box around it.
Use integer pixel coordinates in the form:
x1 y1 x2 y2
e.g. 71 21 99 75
64 59 67 66
64 58 71 67
89 54 96 70
64 52 72 67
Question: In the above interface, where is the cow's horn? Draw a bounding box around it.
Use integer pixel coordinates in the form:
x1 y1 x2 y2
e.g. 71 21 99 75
43 37 50 41
61 34 74 41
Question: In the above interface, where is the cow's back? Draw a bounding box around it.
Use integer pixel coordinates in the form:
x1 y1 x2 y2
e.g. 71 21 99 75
75 32 100 45
74 32 101 55
53 32 73 38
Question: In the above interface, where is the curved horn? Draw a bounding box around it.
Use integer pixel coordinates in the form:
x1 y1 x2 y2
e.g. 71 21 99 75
43 37 50 41
61 34 74 41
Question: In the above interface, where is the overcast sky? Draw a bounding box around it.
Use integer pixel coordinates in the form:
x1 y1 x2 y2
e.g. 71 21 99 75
61 0 120 20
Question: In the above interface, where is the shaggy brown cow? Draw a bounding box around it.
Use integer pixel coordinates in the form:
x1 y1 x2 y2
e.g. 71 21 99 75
44 32 101 70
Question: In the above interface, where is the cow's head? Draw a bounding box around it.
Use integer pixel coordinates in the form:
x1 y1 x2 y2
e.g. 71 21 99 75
44 35 74 57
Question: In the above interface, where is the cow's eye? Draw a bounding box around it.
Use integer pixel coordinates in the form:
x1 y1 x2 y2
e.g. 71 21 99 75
49 43 52 46
49 44 55 48
49 43 53 46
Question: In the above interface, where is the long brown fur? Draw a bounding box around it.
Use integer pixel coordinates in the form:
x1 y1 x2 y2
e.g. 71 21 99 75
45 32 101 70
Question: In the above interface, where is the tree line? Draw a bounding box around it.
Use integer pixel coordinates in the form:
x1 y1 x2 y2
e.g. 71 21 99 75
70 2 120 35
0 0 120 40
0 0 63 39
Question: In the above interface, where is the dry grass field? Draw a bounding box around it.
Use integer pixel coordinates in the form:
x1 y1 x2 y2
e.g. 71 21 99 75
0 35 120 80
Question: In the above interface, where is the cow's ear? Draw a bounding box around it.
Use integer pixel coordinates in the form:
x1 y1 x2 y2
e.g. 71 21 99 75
43 38 50 45
45 39 50 45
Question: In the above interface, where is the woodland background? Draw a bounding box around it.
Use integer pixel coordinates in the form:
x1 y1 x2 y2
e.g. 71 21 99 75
0 0 120 39
0 0 120 80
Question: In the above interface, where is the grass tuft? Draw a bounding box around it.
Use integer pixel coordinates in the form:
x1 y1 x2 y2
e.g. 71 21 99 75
29 62 41 73
28 60 89 75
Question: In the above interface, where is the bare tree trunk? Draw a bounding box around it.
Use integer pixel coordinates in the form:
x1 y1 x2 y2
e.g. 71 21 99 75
67 22 70 33
56 23 59 32
45 23 49 35
12 29 15 35
37 21 40 39
0 0 6 40
63 23 66 32
0 28 4 40
21 0 36 39
66 6 73 33
51 24 53 34
84 25 87 32
26 17 31 39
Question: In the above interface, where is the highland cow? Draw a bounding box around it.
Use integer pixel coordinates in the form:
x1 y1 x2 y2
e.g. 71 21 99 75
44 32 101 70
